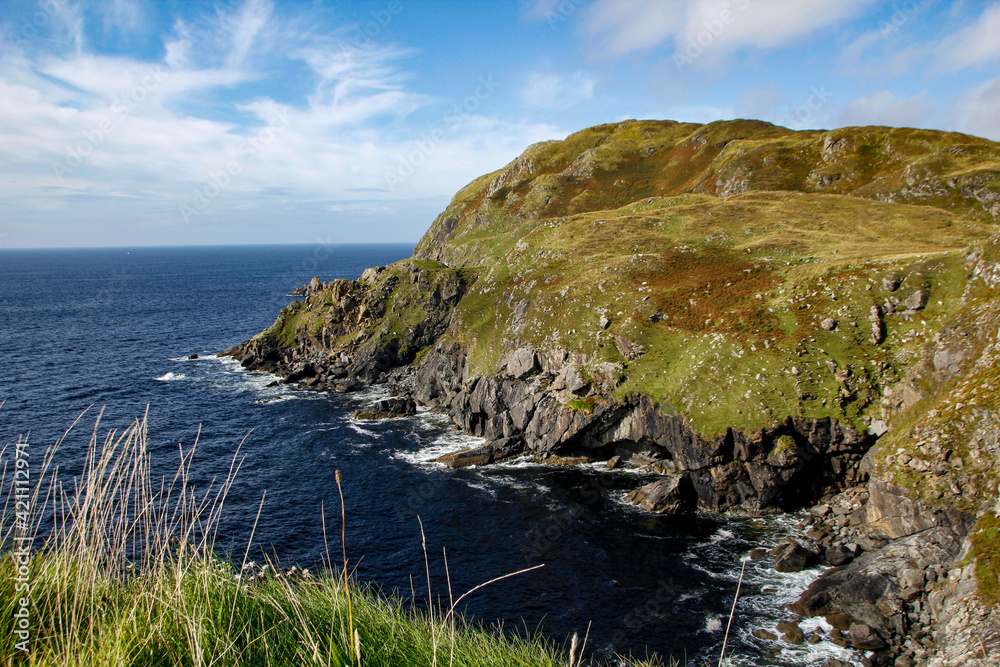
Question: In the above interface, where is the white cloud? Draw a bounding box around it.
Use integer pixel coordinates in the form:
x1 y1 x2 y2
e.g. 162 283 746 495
582 0 877 64
938 1 1000 71
951 75 1000 141
521 70 595 110
0 0 561 246
836 90 935 129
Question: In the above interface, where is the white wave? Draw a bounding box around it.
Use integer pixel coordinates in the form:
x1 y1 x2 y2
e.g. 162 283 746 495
348 423 377 437
253 395 295 404
154 372 186 381
393 430 485 466
709 528 735 544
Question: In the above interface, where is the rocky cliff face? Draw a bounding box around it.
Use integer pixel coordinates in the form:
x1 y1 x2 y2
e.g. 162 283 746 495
223 119 1000 665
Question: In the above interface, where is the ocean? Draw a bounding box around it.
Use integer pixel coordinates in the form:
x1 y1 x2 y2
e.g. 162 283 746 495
0 244 854 665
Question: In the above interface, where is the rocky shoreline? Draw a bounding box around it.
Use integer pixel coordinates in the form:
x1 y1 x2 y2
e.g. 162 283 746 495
219 271 997 666
218 120 1000 666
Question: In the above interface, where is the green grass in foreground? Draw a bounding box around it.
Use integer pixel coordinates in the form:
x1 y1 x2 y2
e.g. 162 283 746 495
0 415 673 667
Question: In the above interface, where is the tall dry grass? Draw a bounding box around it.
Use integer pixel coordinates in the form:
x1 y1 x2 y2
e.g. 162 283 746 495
0 411 671 666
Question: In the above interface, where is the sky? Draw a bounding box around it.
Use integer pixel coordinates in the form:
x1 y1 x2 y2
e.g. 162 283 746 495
1 0 999 248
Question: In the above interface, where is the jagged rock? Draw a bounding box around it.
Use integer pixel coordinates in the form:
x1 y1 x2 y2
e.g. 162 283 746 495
773 541 818 573
850 623 887 650
606 455 623 470
335 378 363 392
825 543 857 567
869 304 886 345
904 289 929 311
883 274 902 292
506 347 539 379
777 619 804 644
753 628 778 641
615 335 645 360
822 318 838 331
625 474 695 514
353 397 417 420
435 436 524 468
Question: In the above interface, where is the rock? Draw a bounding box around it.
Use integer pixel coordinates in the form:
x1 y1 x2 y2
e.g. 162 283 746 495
821 659 854 667
749 548 769 560
599 315 611 330
283 363 316 384
353 397 417 420
506 347 539 379
776 620 804 644
615 335 646 360
825 544 856 567
774 541 818 573
435 436 525 468
753 628 778 641
625 474 695 514
883 275 902 292
869 304 886 345
850 623 887 650
606 455 623 470
335 378 364 392
188 353 199 360
869 419 888 436
904 289 929 311
821 318 838 331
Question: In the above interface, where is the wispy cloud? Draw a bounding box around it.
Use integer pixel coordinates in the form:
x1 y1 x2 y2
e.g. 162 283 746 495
521 70 595 110
938 1 1000 71
582 0 878 64
0 0 560 246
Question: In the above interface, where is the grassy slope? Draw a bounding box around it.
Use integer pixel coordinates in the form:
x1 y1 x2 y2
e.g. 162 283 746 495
398 120 1000 438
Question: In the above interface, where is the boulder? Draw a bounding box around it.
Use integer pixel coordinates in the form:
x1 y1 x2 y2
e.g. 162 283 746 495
435 436 524 468
776 619 804 644
506 347 539 379
904 289 929 311
825 544 857 567
625 474 695 514
753 628 777 641
849 623 887 650
353 397 417 420
774 541 818 573
821 318 838 331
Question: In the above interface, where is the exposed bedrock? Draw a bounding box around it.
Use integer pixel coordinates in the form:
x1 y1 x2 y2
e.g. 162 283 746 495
389 340 876 514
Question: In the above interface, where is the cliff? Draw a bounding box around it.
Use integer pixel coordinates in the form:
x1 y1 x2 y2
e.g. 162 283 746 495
222 119 1000 665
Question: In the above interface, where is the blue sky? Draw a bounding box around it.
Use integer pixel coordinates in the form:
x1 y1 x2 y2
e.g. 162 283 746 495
2 0 999 248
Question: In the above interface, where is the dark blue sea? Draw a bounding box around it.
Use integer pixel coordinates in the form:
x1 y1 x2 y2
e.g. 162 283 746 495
0 244 853 666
